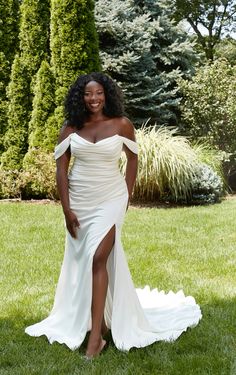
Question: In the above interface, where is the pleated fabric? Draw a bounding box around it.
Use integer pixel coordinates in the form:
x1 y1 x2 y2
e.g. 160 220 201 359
25 133 202 351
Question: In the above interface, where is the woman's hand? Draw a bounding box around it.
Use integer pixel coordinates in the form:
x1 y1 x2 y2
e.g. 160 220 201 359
64 209 80 238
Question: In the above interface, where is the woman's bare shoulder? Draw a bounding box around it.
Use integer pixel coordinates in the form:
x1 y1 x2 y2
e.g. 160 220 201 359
58 121 76 143
115 116 135 141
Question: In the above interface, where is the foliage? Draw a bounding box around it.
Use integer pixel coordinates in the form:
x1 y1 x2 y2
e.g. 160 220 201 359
1 0 51 170
1 200 236 374
1 127 224 202
178 59 236 176
95 0 197 126
1 55 31 170
0 150 57 199
0 169 22 198
120 126 224 203
0 0 20 154
50 0 101 144
18 0 50 76
192 142 226 181
132 126 198 200
28 60 55 150
169 162 224 205
215 38 236 65
0 150 57 200
0 0 19 65
22 150 58 199
172 0 236 60
43 108 65 152
1 0 101 165
190 163 223 204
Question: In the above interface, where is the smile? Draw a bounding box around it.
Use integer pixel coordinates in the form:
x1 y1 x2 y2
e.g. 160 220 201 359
90 103 100 107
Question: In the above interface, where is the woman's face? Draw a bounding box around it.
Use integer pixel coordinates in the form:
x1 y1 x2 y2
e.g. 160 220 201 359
84 80 105 114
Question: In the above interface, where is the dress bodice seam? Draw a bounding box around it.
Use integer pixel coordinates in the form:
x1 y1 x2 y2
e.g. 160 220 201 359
73 132 119 145
62 132 137 146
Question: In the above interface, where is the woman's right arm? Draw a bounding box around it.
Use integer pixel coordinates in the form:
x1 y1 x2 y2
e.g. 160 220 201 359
56 125 80 238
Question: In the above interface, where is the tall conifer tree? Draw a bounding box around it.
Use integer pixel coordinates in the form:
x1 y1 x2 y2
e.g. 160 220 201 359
28 61 55 150
95 0 196 125
49 0 100 144
0 0 20 154
1 0 50 169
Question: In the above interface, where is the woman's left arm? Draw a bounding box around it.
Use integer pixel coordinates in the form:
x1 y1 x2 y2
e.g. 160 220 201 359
125 147 138 199
120 117 138 201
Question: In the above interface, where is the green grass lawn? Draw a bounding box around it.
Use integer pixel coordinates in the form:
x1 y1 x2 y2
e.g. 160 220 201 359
0 199 236 375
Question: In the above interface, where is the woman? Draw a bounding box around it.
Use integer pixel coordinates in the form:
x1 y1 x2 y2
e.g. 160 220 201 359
25 72 201 358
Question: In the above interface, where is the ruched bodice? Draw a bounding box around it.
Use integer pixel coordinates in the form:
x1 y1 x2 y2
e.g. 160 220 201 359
54 133 138 159
55 133 137 209
25 133 202 352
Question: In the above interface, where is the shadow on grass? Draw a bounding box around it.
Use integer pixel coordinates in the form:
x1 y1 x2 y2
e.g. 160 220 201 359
1 297 236 375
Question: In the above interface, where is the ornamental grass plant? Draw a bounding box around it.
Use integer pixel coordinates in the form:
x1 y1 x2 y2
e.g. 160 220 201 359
121 126 223 202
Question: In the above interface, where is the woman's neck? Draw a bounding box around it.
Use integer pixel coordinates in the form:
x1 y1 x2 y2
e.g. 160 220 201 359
86 112 107 123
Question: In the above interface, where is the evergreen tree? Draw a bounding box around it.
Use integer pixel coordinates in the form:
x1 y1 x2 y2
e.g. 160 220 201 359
0 0 20 154
1 55 30 170
28 60 55 150
50 0 100 144
95 0 196 126
1 0 50 169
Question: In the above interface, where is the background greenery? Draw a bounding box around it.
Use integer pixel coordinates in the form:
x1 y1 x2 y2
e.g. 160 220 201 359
178 59 236 177
0 200 235 374
95 0 197 126
0 0 236 193
0 0 100 170
0 127 224 203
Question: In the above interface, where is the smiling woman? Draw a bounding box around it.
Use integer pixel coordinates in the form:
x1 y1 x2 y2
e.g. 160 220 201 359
64 72 124 132
25 72 202 359
84 81 105 114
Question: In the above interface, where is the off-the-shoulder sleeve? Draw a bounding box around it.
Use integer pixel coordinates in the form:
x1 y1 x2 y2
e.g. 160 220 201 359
120 136 138 154
54 134 71 160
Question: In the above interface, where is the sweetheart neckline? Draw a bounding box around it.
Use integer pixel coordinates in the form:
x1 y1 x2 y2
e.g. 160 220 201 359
54 133 138 159
72 132 119 145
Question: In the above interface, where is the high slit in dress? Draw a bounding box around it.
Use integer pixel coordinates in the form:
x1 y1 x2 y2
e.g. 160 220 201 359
25 133 202 351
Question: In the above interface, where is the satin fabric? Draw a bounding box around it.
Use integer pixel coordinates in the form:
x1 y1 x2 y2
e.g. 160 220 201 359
25 133 202 351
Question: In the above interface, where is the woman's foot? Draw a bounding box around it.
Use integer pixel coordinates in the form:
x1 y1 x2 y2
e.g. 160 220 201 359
85 337 106 359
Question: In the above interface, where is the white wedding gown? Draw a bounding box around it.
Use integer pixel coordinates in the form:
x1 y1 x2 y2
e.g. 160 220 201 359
25 133 202 351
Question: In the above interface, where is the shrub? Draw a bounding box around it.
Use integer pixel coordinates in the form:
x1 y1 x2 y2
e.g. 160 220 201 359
121 126 224 203
0 169 22 198
167 163 224 205
178 59 236 177
190 163 223 204
192 142 227 185
22 150 58 199
0 150 57 200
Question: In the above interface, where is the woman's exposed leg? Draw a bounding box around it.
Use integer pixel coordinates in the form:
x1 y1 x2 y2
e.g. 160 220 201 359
85 225 115 358
101 315 108 337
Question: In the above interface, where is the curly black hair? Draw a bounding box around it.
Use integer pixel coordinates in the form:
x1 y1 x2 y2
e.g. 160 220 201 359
64 72 124 129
